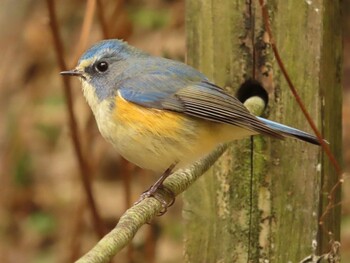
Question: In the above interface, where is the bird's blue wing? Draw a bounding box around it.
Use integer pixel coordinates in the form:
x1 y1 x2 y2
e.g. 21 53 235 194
118 59 318 144
118 73 187 110
118 71 284 139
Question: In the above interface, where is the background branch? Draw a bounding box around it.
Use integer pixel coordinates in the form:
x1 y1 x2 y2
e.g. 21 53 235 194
46 0 105 238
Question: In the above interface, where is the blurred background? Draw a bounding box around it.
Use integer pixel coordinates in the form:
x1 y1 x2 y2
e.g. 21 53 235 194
0 0 349 262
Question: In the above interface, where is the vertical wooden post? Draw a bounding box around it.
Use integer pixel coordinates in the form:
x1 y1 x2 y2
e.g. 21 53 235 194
184 1 341 262
318 0 342 254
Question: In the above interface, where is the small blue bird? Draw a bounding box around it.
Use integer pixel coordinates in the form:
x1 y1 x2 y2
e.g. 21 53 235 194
61 39 320 205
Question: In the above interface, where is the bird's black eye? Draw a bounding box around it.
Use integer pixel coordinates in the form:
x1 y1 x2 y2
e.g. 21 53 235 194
95 61 109 73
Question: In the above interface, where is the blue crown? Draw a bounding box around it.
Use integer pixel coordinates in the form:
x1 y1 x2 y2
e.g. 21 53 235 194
79 39 138 63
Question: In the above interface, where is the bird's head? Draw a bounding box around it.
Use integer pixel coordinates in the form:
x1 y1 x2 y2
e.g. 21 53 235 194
60 39 145 110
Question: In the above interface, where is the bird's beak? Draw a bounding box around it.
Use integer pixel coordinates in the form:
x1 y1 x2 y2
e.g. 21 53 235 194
60 68 83 77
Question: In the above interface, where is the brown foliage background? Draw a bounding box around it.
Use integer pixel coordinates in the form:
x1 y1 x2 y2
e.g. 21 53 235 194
0 0 349 262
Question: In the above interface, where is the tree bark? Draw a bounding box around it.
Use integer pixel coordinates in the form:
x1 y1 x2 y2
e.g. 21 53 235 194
184 1 342 262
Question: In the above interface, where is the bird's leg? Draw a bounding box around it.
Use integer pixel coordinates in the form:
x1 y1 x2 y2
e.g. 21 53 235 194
134 163 177 214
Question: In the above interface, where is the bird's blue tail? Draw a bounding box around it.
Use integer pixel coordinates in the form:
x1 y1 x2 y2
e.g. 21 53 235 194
257 117 322 145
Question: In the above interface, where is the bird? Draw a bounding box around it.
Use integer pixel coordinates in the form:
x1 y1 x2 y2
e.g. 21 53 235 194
61 39 321 207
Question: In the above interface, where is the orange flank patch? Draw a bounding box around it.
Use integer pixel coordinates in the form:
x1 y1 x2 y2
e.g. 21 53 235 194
110 92 227 171
114 92 189 136
108 92 251 171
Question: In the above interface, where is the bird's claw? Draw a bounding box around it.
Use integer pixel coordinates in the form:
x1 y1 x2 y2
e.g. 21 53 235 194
134 185 175 216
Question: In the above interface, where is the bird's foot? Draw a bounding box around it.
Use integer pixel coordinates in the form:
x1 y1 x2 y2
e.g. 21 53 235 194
134 185 175 215
134 164 177 215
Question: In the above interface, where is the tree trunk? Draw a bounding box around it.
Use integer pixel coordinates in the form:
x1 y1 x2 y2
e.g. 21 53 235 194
183 1 342 262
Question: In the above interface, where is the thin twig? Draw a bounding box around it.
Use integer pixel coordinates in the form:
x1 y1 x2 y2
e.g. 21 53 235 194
109 0 126 38
72 0 97 66
75 145 228 263
66 199 86 263
96 0 109 38
46 0 104 237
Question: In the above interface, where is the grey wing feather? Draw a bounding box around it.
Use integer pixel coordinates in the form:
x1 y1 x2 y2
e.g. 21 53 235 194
165 82 285 139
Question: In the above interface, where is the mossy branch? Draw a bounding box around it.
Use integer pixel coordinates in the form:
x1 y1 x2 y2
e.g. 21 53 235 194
75 144 228 263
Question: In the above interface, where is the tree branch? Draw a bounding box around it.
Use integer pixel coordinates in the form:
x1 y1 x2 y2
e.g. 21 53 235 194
75 144 228 263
